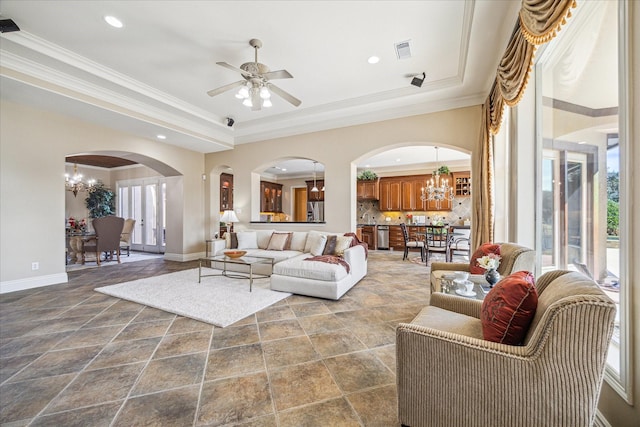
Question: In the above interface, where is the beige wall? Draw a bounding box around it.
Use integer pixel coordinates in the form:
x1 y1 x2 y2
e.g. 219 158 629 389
0 101 205 290
204 106 481 236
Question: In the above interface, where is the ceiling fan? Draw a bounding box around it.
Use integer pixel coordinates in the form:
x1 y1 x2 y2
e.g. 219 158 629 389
207 38 301 111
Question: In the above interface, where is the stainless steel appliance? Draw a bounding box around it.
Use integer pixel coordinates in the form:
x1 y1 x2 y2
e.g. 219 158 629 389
377 225 389 249
307 201 324 222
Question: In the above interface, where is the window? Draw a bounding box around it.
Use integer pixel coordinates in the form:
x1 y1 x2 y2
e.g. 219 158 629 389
536 0 630 399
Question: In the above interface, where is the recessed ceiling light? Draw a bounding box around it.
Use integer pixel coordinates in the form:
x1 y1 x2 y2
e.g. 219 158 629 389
104 15 123 28
157 134 166 140
367 56 380 64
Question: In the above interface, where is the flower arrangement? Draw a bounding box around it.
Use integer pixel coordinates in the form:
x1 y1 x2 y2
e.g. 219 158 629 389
67 217 87 231
477 253 501 270
406 213 413 224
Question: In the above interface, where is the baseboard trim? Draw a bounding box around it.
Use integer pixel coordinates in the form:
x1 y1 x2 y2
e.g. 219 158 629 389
163 252 205 262
0 273 68 294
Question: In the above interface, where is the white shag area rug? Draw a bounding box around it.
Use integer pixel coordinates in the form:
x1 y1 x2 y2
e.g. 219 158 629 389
95 268 291 327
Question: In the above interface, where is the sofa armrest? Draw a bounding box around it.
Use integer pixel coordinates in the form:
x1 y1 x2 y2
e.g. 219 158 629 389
343 244 366 277
429 293 482 319
430 262 470 272
211 239 227 255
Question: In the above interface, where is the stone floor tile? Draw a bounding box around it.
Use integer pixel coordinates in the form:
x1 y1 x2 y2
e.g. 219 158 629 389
0 332 72 358
0 374 75 424
0 353 40 383
324 351 395 394
114 386 199 426
9 345 102 382
153 330 211 359
262 335 319 370
210 323 259 350
278 398 362 427
290 301 332 318
308 329 367 357
132 306 177 323
113 319 172 341
269 361 341 411
205 343 264 381
166 316 213 335
197 372 273 426
255 304 296 323
297 312 345 334
87 337 161 370
131 353 206 396
29 401 122 427
258 318 305 341
44 363 145 413
52 325 124 350
347 384 400 427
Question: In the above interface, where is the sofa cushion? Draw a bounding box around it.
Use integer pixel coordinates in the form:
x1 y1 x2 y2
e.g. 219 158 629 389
289 232 308 252
305 231 327 256
242 249 301 263
334 235 353 256
304 231 322 253
236 231 258 249
411 306 483 339
256 230 275 249
274 254 349 282
323 235 337 255
267 232 291 251
470 242 501 274
481 271 538 345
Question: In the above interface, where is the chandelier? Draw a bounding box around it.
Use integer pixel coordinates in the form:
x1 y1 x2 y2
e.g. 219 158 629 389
235 82 272 109
420 147 454 209
65 164 95 197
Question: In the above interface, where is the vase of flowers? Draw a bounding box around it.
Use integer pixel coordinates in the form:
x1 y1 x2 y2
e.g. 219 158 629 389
477 253 501 287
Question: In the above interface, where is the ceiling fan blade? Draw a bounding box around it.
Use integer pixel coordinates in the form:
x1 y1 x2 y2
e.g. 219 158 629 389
207 80 245 97
251 89 261 111
269 83 302 107
262 69 293 80
216 61 252 77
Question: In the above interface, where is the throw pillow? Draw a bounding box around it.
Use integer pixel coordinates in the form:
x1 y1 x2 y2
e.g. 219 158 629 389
267 232 291 251
480 271 538 345
309 234 328 256
304 231 323 253
224 232 238 249
470 242 501 274
289 232 308 251
323 235 338 255
256 230 275 249
334 235 354 256
236 231 258 249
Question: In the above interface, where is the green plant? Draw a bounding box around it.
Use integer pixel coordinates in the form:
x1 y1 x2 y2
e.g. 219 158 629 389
85 182 116 218
434 165 450 175
607 199 619 236
357 170 378 181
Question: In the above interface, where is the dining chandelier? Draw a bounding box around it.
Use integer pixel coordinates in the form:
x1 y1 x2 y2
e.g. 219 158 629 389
65 163 95 197
420 147 454 209
235 82 272 108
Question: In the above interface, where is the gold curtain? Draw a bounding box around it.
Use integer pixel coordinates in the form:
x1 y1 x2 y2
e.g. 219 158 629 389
472 0 576 249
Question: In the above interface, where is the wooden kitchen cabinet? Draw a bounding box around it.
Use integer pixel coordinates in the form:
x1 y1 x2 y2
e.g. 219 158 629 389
452 171 471 197
260 181 283 212
379 178 401 211
220 173 233 211
357 180 379 200
361 225 376 250
389 225 405 251
306 180 325 202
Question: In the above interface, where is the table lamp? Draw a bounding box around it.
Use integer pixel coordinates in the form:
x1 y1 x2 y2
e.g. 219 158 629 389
220 210 239 232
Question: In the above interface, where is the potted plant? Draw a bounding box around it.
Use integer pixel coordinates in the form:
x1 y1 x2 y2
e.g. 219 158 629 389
357 170 378 181
434 165 450 175
85 182 116 218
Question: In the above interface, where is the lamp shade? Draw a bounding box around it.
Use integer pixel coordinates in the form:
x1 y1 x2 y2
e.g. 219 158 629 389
220 210 239 223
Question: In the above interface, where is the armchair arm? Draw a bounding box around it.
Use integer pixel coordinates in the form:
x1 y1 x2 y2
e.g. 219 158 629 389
430 293 482 319
211 239 227 255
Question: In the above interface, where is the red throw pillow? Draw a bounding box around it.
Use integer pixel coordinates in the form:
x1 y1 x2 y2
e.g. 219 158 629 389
469 242 501 274
480 271 538 345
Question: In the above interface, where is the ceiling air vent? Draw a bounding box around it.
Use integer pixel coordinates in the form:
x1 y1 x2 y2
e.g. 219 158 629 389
0 19 20 33
395 40 412 60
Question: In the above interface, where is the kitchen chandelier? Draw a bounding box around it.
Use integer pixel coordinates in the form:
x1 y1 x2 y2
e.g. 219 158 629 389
65 163 96 197
420 146 454 209
235 82 272 108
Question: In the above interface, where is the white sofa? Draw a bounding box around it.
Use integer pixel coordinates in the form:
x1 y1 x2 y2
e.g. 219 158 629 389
210 229 367 300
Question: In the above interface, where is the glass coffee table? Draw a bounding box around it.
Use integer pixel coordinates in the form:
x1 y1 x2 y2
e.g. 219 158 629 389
439 273 491 300
199 255 274 292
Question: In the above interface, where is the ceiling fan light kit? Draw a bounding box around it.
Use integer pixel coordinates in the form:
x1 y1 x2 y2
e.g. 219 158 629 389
208 38 301 111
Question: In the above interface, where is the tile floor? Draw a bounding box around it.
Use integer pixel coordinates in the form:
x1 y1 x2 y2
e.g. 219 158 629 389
0 251 438 426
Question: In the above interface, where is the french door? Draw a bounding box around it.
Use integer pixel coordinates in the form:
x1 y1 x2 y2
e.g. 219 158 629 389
117 178 166 253
541 148 592 273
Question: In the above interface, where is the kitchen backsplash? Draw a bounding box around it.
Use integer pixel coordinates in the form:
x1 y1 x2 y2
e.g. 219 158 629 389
358 198 472 225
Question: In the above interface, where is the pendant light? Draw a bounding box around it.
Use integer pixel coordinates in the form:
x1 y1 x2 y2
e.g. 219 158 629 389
311 161 319 192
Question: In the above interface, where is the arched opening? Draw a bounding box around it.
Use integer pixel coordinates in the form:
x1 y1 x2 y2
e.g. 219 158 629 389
64 151 183 264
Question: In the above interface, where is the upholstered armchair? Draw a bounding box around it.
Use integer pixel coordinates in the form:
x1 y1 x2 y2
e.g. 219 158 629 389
396 270 616 427
82 216 125 265
430 242 535 293
120 218 136 256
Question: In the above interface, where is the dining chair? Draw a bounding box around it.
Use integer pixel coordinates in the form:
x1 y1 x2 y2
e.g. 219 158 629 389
448 225 471 261
425 224 449 263
400 223 425 262
120 218 136 256
81 216 125 265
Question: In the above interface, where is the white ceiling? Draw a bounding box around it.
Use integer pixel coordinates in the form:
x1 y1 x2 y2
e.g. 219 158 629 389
0 0 519 165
